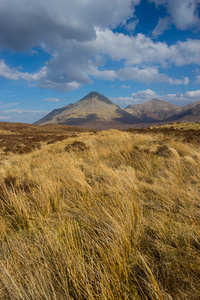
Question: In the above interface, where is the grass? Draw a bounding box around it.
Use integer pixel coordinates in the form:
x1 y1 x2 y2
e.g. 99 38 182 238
0 124 200 299
162 122 200 131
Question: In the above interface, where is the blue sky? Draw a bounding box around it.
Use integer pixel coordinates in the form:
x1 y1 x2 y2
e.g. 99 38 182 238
0 0 200 123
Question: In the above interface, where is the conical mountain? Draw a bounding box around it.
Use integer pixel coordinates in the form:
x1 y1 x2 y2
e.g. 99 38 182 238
125 98 182 121
35 92 141 129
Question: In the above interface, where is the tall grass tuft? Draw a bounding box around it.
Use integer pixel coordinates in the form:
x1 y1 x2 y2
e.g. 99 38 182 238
0 129 200 299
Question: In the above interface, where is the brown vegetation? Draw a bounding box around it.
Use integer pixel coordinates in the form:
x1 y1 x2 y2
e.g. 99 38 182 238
0 122 92 154
0 123 199 299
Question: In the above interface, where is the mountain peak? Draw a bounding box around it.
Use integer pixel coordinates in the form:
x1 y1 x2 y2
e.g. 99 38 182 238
125 98 182 121
79 91 113 105
35 91 140 128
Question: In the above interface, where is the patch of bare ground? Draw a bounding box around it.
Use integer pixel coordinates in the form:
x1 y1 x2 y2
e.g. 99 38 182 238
0 126 199 299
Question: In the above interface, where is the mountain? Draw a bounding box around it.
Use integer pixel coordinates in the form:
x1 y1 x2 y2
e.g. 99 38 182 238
35 92 141 129
182 101 200 112
164 104 200 123
125 99 182 121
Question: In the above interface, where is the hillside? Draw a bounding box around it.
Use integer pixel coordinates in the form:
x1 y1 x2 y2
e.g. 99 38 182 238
183 100 200 111
164 103 200 122
35 92 141 129
125 98 182 121
0 124 200 299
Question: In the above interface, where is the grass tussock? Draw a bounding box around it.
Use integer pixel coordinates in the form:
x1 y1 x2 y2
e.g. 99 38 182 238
0 128 200 299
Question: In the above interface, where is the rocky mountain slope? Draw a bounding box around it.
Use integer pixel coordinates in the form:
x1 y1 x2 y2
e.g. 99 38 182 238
164 104 200 123
35 92 141 129
35 93 200 129
125 99 182 121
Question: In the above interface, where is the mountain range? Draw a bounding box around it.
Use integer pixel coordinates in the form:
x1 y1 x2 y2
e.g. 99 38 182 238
35 92 200 129
125 99 200 122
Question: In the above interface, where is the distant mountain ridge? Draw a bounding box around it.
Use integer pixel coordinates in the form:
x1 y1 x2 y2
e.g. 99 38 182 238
125 99 182 121
164 104 200 123
125 98 200 123
35 92 200 129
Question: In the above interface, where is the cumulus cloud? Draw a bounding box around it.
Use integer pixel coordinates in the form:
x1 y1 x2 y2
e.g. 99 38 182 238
111 89 158 105
0 0 199 91
149 0 200 31
195 75 200 83
90 64 189 85
132 89 158 99
0 0 140 51
0 59 47 82
152 16 172 37
112 89 200 106
184 90 200 98
167 0 200 31
117 66 189 85
0 0 141 90
0 60 19 80
94 29 200 67
0 28 199 90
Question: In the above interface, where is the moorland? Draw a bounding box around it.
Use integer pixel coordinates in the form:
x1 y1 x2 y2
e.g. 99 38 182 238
0 122 200 299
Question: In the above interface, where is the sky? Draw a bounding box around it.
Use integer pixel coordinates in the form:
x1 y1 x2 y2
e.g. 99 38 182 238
0 0 200 123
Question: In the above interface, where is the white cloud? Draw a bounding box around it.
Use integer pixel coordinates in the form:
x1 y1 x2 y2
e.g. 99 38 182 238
90 64 189 85
195 75 200 84
152 16 172 37
0 28 198 90
149 0 200 31
0 0 141 91
121 85 130 89
117 66 189 84
112 89 200 106
0 116 11 120
3 109 49 114
125 19 139 32
0 0 199 92
160 90 200 103
39 79 81 92
132 89 158 100
185 90 200 98
112 89 159 105
194 68 200 74
42 98 60 102
94 29 200 66
0 60 19 80
0 59 47 82
167 0 200 31
183 77 190 85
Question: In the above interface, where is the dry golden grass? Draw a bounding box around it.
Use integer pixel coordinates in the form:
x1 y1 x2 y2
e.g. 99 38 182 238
0 128 200 299
162 122 200 131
